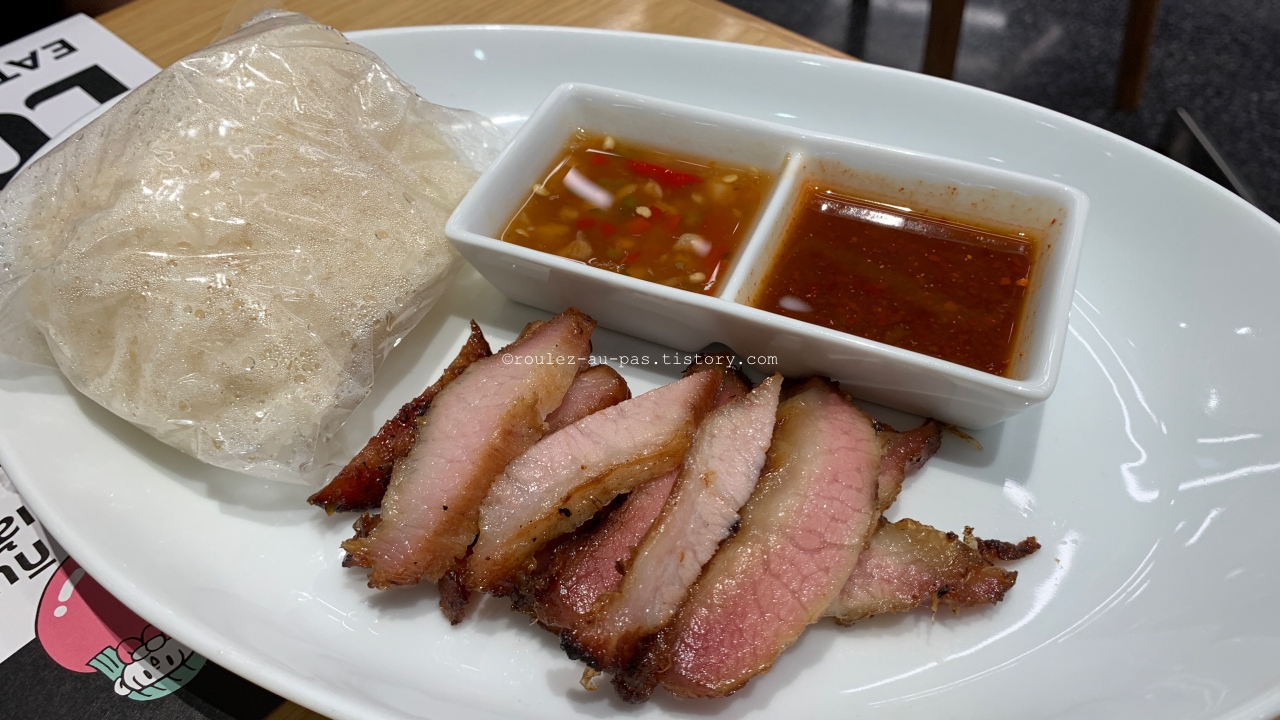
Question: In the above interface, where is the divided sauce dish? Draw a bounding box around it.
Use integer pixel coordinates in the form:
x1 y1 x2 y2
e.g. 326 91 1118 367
445 83 1089 427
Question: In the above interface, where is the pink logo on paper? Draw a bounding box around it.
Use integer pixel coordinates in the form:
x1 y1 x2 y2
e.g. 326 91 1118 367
36 557 205 700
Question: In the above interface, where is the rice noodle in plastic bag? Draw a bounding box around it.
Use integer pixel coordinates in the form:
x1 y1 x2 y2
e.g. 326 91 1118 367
0 11 508 482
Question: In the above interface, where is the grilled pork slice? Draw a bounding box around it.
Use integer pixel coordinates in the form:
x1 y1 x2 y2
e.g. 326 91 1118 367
522 468 681 632
438 559 472 625
827 518 1039 624
308 322 492 514
565 374 783 671
466 367 723 594
684 352 750 406
517 365 752 632
713 367 751 407
873 419 943 514
713 367 751 405
615 378 881 702
341 309 596 588
437 364 631 624
546 365 631 433
969 530 1041 562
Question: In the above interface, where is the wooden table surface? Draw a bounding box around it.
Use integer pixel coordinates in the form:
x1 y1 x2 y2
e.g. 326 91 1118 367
97 0 846 68
92 3 842 718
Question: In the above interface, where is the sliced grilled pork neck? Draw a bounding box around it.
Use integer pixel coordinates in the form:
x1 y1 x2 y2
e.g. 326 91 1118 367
466 367 723 594
565 375 783 671
437 364 630 624
438 559 472 625
523 468 681 632
873 419 943 513
517 367 752 632
526 392 933 637
309 322 492 514
710 365 751 408
341 309 595 588
546 365 631 433
827 518 1039 624
684 352 749 405
616 378 881 702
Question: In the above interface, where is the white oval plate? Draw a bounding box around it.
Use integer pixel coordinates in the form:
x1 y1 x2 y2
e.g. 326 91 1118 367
2 26 1278 720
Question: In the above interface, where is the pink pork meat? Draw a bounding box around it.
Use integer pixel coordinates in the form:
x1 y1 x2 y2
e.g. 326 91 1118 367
341 309 595 589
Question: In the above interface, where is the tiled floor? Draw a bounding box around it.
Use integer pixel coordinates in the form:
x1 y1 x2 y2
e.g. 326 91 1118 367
726 0 1280 219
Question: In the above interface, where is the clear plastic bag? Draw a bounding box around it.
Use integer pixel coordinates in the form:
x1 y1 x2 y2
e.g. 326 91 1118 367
0 11 508 483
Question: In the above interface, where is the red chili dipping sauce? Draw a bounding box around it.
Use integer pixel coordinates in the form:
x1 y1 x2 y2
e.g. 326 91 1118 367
501 131 771 295
753 185 1036 376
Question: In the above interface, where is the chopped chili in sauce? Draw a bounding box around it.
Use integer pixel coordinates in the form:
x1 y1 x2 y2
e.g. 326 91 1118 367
754 185 1035 376
501 131 772 295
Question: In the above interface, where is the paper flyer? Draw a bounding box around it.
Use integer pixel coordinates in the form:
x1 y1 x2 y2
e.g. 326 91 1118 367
0 466 61 665
0 13 159 189
1 463 208 695
1 15 286 720
1 467 284 719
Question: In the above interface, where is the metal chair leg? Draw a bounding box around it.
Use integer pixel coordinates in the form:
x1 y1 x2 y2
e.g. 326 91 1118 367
922 0 967 78
1161 108 1261 208
1116 0 1161 110
847 0 870 59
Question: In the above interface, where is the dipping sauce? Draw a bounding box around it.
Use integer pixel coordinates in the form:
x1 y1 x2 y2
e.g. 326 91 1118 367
754 185 1035 376
501 131 772 294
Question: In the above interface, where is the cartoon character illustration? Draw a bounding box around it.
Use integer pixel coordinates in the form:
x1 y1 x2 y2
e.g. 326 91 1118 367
107 625 197 697
36 557 205 700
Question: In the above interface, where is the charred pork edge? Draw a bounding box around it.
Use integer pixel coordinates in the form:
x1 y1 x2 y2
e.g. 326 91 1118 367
546 365 632 434
438 556 472 625
308 321 492 513
829 518 1040 626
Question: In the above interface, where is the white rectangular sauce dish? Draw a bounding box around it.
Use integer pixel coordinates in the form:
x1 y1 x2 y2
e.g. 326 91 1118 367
446 83 1088 427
